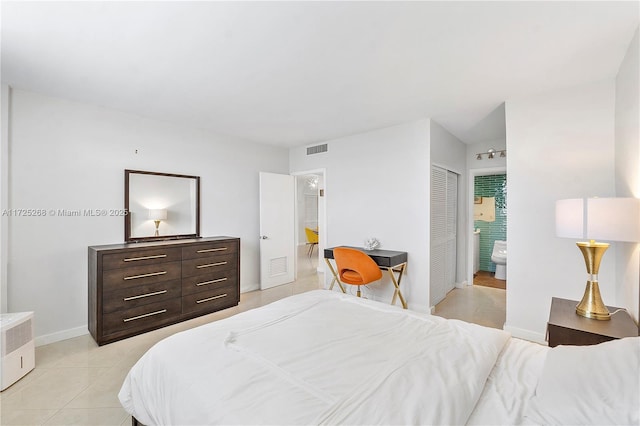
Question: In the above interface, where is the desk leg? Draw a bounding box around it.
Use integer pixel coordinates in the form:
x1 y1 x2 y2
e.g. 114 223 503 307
388 263 407 309
324 258 346 293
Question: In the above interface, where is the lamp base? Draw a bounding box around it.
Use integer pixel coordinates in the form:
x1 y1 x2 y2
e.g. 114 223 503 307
575 280 611 320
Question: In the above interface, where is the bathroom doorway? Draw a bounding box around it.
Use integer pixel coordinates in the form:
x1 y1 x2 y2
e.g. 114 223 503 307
468 167 507 290
472 173 507 289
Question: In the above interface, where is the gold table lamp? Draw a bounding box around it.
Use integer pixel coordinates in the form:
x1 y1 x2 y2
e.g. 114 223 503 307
148 209 167 236
556 198 640 320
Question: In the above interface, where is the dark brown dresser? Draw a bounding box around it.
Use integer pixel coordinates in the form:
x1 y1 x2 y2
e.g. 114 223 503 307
89 237 240 345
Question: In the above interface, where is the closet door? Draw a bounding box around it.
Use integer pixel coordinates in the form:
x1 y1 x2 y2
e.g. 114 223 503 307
446 171 458 293
430 166 458 306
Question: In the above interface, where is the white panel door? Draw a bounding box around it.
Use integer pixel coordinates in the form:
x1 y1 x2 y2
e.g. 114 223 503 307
259 172 295 289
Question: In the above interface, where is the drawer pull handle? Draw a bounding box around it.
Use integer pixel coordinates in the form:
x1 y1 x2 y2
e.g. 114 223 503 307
196 261 227 269
123 309 167 322
124 290 168 301
196 293 227 304
124 271 167 280
123 254 167 262
196 277 228 286
197 248 227 253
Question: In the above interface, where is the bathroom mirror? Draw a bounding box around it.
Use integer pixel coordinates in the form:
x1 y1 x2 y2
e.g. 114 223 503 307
124 169 200 242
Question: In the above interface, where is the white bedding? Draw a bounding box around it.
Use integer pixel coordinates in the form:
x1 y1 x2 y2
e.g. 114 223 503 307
468 337 549 425
120 290 519 425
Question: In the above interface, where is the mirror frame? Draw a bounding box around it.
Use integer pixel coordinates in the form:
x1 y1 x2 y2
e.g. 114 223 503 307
124 169 201 242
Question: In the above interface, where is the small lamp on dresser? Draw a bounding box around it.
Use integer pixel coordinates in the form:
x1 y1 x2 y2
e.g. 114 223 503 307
148 208 168 236
555 197 640 320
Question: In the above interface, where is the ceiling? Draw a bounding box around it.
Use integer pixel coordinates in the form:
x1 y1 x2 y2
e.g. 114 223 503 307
1 1 638 147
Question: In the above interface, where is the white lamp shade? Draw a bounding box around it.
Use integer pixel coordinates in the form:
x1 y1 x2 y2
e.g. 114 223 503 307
148 209 167 221
556 198 640 242
588 198 640 242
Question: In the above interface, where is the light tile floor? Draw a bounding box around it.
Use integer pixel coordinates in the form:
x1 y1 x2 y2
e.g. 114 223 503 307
0 248 504 425
433 285 506 329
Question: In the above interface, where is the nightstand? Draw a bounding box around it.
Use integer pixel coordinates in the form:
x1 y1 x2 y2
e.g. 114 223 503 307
547 297 639 347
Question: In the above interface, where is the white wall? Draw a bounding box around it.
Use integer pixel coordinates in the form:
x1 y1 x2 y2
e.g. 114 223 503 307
6 89 288 344
1 85 9 313
290 120 431 311
430 120 468 286
505 80 617 342
315 172 326 269
614 27 640 321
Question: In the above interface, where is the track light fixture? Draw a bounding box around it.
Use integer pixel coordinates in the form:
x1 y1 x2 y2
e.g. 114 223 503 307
476 148 506 160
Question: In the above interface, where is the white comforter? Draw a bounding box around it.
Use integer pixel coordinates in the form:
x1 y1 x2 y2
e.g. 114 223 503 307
119 290 510 425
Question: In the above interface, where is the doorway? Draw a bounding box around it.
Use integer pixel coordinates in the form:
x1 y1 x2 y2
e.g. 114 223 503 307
293 170 326 280
470 170 507 290
258 170 326 290
467 167 506 288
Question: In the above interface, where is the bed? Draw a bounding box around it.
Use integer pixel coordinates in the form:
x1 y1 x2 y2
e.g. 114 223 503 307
119 290 639 425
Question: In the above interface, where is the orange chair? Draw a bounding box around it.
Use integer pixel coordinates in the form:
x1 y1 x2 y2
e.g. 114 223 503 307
333 247 382 297
304 227 319 257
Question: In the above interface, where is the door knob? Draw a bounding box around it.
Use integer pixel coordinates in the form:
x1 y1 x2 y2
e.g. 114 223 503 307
260 236 268 239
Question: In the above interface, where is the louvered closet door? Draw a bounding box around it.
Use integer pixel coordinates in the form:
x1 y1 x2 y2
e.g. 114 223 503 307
446 171 458 293
430 166 458 306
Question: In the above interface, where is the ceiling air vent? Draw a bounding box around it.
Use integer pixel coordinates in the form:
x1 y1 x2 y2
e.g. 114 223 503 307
306 144 328 155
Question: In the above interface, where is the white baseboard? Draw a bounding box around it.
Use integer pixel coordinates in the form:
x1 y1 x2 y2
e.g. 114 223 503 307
455 280 467 289
240 283 260 293
35 325 88 347
503 324 547 345
407 303 430 314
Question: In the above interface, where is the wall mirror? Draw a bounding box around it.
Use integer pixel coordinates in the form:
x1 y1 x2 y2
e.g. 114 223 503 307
125 169 200 242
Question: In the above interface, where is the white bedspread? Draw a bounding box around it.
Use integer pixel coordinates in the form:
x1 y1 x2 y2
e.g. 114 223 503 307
468 337 549 425
119 290 510 425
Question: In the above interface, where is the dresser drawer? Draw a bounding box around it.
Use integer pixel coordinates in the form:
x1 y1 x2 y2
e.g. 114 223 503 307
102 247 182 270
182 284 238 315
103 261 181 291
103 280 181 314
182 240 238 260
182 254 236 278
182 271 237 296
103 298 182 336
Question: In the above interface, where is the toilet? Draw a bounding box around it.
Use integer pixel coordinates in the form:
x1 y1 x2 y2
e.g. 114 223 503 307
491 240 507 281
